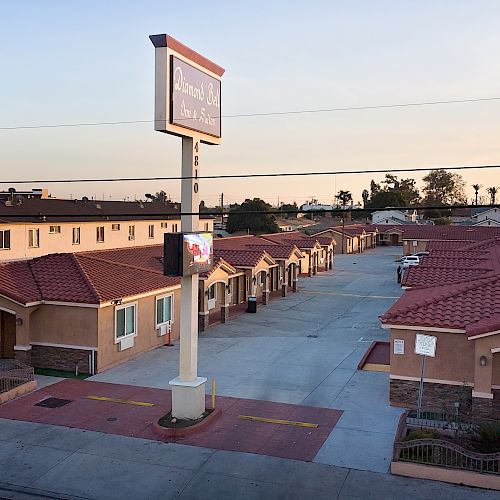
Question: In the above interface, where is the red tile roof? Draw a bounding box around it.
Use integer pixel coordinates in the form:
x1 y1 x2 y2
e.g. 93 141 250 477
213 249 274 268
403 225 500 241
381 275 500 337
0 250 180 305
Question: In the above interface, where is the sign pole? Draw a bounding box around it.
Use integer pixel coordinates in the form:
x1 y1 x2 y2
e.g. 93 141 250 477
169 136 207 420
416 354 426 418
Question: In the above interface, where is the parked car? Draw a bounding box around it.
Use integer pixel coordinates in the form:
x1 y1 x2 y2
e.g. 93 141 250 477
412 251 429 257
401 255 420 268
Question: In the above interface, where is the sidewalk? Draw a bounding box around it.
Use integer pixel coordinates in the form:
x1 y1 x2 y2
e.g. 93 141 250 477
0 418 497 500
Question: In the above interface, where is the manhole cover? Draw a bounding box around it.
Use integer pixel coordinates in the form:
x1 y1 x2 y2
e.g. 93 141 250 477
35 397 73 408
307 334 318 338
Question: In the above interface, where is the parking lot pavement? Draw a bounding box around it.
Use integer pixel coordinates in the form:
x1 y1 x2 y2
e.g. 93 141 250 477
88 247 405 472
0 419 497 500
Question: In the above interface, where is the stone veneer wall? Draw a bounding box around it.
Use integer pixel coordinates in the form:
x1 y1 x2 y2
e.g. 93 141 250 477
31 345 91 373
391 379 473 413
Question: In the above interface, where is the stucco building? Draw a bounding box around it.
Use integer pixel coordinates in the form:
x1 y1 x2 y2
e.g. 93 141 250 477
381 237 500 419
0 197 213 262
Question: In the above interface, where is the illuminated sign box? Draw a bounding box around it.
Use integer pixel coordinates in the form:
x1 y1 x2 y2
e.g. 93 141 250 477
150 34 224 145
164 232 213 277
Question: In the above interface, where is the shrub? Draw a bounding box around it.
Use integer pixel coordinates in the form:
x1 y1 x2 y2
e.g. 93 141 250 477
469 423 500 454
403 429 440 441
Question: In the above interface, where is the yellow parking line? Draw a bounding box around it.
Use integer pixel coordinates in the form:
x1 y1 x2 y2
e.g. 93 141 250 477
86 395 155 407
303 291 399 299
362 363 390 372
238 415 319 428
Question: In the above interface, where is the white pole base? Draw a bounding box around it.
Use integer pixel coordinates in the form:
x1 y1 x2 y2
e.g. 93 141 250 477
169 376 207 420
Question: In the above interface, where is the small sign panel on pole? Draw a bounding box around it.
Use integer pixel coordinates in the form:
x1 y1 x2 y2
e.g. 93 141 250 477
415 334 437 357
393 339 405 355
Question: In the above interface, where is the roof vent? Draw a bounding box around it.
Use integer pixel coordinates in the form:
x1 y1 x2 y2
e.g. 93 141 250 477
4 200 13 207
82 196 89 203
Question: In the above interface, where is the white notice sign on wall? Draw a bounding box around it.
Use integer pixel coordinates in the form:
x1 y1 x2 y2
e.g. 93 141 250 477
394 339 405 355
415 334 437 357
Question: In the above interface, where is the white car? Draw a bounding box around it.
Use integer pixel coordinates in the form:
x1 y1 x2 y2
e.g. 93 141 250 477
401 255 420 268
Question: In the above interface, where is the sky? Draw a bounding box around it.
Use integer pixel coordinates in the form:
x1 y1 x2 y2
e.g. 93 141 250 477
1 0 500 207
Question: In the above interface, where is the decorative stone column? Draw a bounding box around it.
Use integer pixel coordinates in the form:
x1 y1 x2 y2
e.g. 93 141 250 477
198 311 209 332
221 282 229 323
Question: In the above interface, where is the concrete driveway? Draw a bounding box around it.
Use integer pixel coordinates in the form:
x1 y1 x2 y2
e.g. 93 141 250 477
92 246 404 473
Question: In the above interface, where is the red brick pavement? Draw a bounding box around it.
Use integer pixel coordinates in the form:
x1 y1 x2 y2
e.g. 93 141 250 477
0 379 342 462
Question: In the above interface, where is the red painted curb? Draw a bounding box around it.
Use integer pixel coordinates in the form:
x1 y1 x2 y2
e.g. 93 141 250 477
152 407 222 438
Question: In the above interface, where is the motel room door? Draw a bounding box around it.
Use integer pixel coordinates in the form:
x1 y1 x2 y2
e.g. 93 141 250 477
0 311 16 359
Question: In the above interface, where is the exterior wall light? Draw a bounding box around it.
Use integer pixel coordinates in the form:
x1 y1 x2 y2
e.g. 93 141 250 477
479 355 487 366
111 299 122 306
15 317 23 326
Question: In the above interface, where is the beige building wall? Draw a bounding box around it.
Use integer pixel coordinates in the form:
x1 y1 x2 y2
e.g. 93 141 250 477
30 305 98 348
390 328 475 384
0 218 213 261
402 239 428 256
97 288 181 373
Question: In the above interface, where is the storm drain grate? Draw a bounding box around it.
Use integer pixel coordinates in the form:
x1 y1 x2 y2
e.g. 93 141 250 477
35 397 73 408
307 334 318 338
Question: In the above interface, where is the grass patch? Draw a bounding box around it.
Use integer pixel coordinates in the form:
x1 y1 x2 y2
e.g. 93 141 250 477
35 367 90 379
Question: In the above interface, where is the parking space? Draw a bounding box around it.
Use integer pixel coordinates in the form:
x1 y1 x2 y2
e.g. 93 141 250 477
90 247 404 472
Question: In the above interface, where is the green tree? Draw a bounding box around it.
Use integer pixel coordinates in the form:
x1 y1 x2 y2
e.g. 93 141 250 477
472 184 481 205
226 198 279 234
335 190 352 209
145 190 169 203
361 189 369 208
487 186 498 205
368 190 405 208
279 202 298 218
422 169 466 206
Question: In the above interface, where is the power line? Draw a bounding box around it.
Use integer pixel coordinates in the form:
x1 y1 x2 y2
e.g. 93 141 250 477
1 164 500 185
2 96 500 130
2 203 498 219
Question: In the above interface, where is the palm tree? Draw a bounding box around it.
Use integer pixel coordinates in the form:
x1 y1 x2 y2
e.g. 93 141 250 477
487 186 498 205
361 189 370 208
472 184 481 205
336 190 353 209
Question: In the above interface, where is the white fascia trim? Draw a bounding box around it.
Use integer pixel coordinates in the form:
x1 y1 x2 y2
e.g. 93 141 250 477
0 305 18 315
99 285 181 308
14 345 32 351
390 374 474 387
492 385 500 390
468 330 500 340
382 324 465 334
472 390 493 400
491 347 500 354
43 301 99 308
30 341 97 350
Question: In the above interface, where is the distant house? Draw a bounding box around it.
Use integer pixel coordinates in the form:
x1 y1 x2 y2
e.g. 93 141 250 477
471 207 500 226
371 209 417 225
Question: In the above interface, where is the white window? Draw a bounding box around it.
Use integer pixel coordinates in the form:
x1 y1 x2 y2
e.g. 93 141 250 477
156 295 173 326
172 223 178 232
204 223 209 231
115 303 136 340
128 225 135 240
161 222 168 229
49 225 61 234
208 284 216 310
227 279 232 296
72 227 80 245
259 272 265 286
412 240 417 247
0 229 10 250
96 226 105 242
148 224 155 238
28 228 39 248
111 223 121 231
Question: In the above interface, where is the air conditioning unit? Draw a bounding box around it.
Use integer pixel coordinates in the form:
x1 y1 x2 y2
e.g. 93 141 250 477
158 321 171 337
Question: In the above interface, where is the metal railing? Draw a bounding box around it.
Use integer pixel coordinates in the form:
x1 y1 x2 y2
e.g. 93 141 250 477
394 439 500 474
406 409 496 433
0 359 34 394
